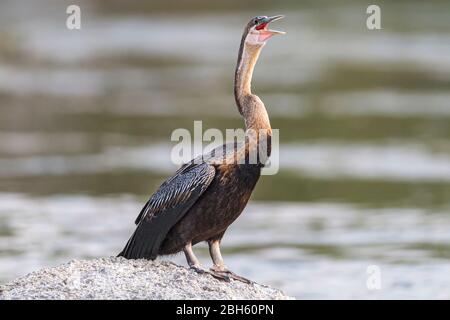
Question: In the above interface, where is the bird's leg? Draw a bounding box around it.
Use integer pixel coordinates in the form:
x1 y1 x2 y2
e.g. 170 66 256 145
208 240 252 284
183 242 203 272
183 242 230 282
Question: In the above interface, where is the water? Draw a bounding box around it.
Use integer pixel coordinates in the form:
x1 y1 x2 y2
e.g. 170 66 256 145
1 194 450 299
0 0 449 299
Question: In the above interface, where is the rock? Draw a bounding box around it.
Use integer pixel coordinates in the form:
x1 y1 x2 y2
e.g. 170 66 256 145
0 257 293 300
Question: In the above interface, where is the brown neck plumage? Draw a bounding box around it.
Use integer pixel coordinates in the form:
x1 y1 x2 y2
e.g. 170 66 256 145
234 40 272 134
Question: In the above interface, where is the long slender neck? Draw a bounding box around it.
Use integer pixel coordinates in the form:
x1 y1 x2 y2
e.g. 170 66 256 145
234 44 261 99
234 42 271 133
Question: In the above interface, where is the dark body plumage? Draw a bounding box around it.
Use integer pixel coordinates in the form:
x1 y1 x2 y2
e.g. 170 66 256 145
119 16 284 278
161 163 261 254
119 144 262 259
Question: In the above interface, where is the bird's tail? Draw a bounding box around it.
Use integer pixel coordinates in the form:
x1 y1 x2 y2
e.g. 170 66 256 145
117 225 160 260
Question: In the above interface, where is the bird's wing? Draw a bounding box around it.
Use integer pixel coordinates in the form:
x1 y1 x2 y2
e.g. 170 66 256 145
119 162 216 259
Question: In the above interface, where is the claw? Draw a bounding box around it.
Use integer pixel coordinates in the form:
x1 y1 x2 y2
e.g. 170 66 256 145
190 265 206 274
190 265 231 282
210 267 253 284
208 270 232 282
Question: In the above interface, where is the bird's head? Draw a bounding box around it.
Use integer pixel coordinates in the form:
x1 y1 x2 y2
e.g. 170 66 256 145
244 15 285 46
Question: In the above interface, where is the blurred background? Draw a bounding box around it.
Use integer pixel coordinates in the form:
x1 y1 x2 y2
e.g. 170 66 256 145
0 0 450 299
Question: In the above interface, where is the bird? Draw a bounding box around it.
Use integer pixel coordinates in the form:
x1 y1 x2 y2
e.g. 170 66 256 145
119 15 285 283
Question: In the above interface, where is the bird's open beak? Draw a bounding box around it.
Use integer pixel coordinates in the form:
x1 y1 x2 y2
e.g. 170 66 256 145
258 15 286 42
265 15 285 34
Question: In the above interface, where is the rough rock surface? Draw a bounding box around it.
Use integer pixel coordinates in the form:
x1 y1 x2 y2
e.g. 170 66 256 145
0 257 293 300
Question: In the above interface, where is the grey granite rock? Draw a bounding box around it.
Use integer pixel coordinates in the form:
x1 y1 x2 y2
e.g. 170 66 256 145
0 257 293 300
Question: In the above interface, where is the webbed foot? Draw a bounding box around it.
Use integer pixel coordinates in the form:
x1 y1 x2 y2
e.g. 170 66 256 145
209 265 252 284
190 265 231 282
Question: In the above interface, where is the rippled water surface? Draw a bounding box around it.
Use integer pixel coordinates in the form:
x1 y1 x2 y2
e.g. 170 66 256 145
0 0 449 299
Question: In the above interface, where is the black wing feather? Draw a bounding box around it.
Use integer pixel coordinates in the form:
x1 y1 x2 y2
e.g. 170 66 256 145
119 162 215 260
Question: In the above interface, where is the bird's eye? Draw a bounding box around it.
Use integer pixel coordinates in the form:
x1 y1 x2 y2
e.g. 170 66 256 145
253 18 259 24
